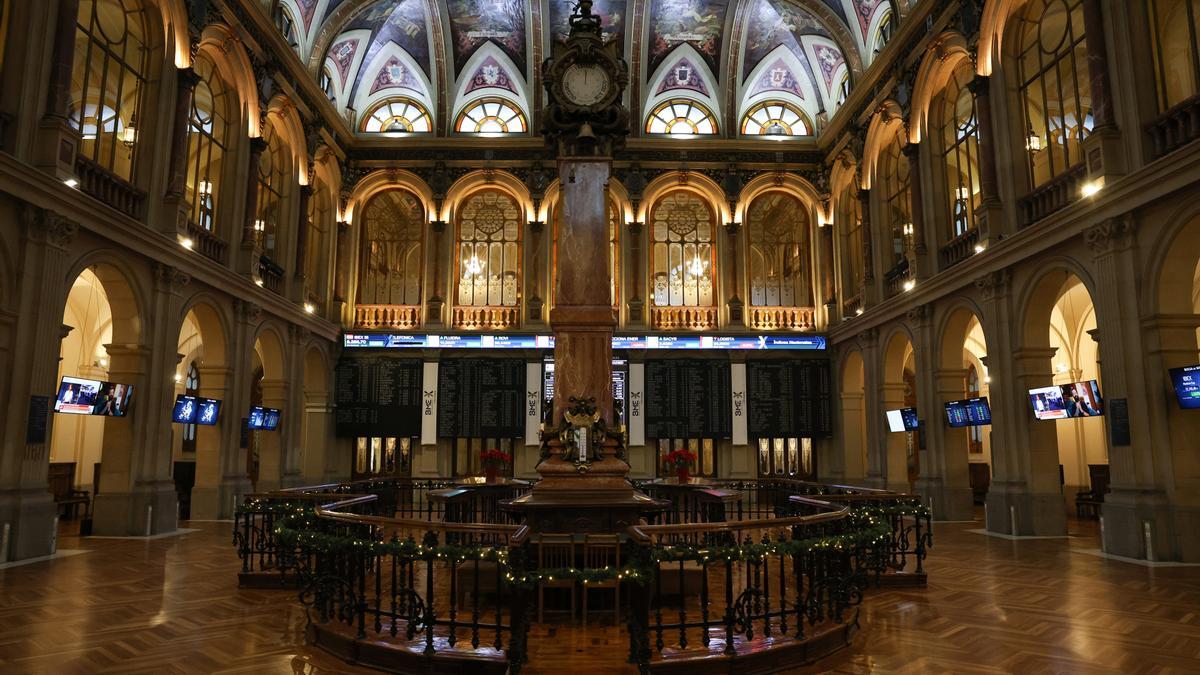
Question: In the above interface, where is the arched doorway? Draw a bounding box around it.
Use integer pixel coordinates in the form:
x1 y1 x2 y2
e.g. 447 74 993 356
935 306 990 519
179 301 229 520
252 327 287 491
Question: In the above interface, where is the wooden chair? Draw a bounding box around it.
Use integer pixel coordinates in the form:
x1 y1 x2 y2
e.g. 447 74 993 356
47 462 89 520
582 534 621 629
537 534 576 624
1075 464 1111 520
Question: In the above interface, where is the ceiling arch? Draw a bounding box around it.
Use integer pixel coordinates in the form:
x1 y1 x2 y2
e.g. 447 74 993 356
284 0 890 137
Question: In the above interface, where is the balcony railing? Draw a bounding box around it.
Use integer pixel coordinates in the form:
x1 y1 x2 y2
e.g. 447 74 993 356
452 305 519 330
651 305 718 330
749 306 815 331
355 304 421 329
186 220 227 265
940 227 980 270
1018 163 1086 227
258 255 284 294
1147 93 1200 159
74 155 145 220
842 293 863 318
884 258 912 298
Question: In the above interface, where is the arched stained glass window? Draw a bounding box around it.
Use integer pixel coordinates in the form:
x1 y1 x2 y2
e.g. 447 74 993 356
456 190 522 307
359 189 425 306
1148 0 1200 110
747 192 811 308
940 66 981 237
71 0 149 182
1014 0 1092 189
646 99 718 136
362 98 432 133
186 56 230 233
650 191 715 308
455 98 526 134
741 101 811 137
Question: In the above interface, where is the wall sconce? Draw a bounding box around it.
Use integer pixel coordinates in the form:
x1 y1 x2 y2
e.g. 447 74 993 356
119 119 138 151
180 237 194 250
253 219 266 233
902 279 915 292
974 244 985 254
198 180 213 195
1080 179 1103 198
855 308 864 316
304 302 316 314
1025 131 1042 152
902 222 914 237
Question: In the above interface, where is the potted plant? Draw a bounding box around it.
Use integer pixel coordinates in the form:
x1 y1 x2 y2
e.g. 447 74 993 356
664 448 697 483
480 448 511 483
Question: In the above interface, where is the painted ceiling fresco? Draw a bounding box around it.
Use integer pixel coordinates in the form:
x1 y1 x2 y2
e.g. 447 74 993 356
291 0 895 135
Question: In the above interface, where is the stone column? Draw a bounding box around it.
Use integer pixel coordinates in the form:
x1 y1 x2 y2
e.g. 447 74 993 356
0 205 77 560
1085 217 1189 560
163 68 201 235
426 219 447 326
256 378 287 492
293 184 314 287
332 220 351 323
969 75 1002 241
526 219 546 323
34 0 83 179
92 263 189 536
189 365 232 520
881 381 909 493
838 389 866 482
902 143 928 276
281 324 308 487
241 137 268 249
1079 0 1125 177
857 188 874 283
626 220 645 325
820 224 835 311
724 221 744 326
858 328 885 488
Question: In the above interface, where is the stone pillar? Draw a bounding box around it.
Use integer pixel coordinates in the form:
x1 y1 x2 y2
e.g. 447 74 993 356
281 325 308 487
0 205 77 560
881 382 909 493
1085 217 1188 559
189 365 232 520
426 219 447 326
92 264 189 536
626 220 645 325
902 143 928 277
256 378 287 492
857 188 874 284
924 367 974 520
1079 0 1125 178
332 220 351 322
526 219 545 323
969 75 1002 241
163 68 201 236
238 135 267 269
858 328 885 488
838 390 866 482
724 221 744 326
293 184 313 287
34 0 83 180
820 224 835 311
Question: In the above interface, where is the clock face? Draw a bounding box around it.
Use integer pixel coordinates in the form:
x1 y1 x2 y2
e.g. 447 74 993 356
562 63 611 107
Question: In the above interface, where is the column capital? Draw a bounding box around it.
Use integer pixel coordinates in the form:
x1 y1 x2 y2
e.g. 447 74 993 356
974 268 1011 301
235 299 262 325
1085 214 1137 255
626 220 644 236
528 219 544 234
154 263 191 293
723 221 741 236
20 204 78 249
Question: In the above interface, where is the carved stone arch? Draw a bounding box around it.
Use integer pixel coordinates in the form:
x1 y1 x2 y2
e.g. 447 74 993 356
861 99 907 190
909 31 973 143
178 293 232 368
195 23 262 136
345 169 435 224
1014 256 1101 350
737 171 823 223
977 0 1035 76
61 251 151 348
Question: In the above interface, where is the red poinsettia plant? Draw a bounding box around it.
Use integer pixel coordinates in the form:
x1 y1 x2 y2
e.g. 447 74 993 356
664 449 696 469
480 448 512 468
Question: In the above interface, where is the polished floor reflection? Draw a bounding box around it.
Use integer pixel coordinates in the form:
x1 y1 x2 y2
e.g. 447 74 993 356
0 516 1197 674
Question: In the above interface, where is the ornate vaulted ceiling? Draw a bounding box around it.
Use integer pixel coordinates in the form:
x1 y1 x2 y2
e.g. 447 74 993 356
272 0 896 138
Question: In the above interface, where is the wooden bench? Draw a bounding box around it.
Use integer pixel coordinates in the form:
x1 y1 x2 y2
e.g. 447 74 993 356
48 462 90 520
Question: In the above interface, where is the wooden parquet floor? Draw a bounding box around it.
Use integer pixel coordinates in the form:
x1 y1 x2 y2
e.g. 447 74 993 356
1 515 1198 674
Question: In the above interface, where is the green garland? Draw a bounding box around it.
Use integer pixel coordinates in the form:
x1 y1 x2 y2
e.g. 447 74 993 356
246 500 928 588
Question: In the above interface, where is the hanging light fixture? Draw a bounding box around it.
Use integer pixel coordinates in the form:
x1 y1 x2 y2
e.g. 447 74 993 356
465 255 484 277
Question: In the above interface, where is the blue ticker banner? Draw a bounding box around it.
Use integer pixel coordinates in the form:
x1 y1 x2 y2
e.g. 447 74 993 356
343 333 826 351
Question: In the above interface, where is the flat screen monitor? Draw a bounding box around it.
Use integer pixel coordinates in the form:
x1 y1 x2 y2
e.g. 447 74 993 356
1029 380 1104 420
945 397 992 427
248 406 281 431
54 376 133 417
1170 365 1200 410
885 407 919 433
173 395 221 425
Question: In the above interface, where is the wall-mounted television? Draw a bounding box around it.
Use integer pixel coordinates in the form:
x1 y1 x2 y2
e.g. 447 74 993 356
945 397 991 427
1029 380 1103 420
172 395 221 426
54 376 133 417
1170 365 1200 410
248 406 281 431
885 407 919 433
